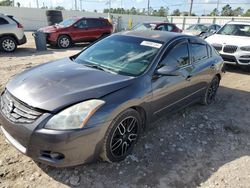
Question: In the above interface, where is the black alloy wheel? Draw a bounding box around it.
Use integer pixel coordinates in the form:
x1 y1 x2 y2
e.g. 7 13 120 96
202 76 220 105
101 109 142 162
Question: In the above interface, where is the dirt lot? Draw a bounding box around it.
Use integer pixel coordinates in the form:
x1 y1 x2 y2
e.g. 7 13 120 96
0 32 250 188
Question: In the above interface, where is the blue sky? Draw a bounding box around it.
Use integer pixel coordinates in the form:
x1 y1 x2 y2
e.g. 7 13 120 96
16 0 250 15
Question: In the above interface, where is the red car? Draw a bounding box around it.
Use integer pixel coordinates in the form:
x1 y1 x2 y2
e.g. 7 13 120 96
39 17 113 48
132 22 182 33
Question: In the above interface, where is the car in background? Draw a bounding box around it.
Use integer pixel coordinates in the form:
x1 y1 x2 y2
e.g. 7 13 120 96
132 22 182 33
0 31 224 167
39 17 113 48
183 23 221 38
206 21 250 67
0 14 26 52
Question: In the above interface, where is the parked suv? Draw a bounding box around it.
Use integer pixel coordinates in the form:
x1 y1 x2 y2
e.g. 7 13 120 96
206 21 250 66
0 14 26 52
39 17 113 48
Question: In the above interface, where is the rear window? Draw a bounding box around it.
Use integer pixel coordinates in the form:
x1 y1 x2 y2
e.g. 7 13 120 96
0 17 9 25
7 15 20 25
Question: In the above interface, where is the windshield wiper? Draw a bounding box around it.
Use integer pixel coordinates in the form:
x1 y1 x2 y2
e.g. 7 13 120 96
84 64 106 71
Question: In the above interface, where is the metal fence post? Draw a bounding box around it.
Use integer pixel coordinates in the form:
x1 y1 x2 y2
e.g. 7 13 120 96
182 17 186 30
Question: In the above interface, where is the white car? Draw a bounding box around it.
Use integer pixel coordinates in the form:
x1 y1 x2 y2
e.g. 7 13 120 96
206 21 250 66
0 14 26 52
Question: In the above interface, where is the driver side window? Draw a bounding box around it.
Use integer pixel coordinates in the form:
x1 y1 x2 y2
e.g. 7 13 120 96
75 19 88 29
160 42 189 68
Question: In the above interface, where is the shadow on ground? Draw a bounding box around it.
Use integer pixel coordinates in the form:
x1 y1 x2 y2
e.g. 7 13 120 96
37 85 250 188
0 43 89 58
225 64 250 75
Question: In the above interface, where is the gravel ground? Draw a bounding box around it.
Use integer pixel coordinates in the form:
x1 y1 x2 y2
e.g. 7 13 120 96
0 33 250 188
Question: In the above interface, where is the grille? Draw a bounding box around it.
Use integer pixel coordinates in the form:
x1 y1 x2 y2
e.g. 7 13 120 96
223 45 238 53
221 54 237 63
0 90 42 124
212 44 222 51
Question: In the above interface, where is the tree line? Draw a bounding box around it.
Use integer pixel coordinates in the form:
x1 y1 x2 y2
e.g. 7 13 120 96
1 0 250 17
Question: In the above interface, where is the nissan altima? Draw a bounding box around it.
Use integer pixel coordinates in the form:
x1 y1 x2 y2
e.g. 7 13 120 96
0 31 224 167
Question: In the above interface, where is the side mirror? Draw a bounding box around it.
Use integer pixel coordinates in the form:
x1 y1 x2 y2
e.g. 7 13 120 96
156 65 180 76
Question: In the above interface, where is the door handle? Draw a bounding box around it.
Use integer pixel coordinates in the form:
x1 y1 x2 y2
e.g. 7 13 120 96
186 75 192 81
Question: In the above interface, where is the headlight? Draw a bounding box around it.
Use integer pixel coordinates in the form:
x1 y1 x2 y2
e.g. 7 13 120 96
240 46 250 51
45 99 105 130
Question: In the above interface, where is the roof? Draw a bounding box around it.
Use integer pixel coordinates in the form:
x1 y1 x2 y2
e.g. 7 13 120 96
227 21 250 25
70 16 107 20
143 21 169 24
117 30 187 43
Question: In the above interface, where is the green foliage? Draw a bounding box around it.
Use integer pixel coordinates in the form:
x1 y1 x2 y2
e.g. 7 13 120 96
209 8 219 16
244 9 250 17
221 4 234 16
0 0 13 6
171 9 180 16
103 6 169 17
55 6 65 10
233 7 244 16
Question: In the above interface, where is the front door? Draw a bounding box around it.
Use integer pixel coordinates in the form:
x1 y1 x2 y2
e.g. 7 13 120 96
151 40 196 118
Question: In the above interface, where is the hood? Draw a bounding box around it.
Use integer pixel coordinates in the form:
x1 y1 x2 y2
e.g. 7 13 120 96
206 34 250 46
182 30 202 36
6 58 134 112
38 25 62 33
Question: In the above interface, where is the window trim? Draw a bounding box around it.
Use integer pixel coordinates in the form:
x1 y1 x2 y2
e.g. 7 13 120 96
189 42 209 64
158 39 191 69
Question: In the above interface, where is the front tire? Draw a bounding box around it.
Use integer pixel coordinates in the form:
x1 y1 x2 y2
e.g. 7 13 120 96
57 35 72 48
101 109 142 162
201 76 220 105
0 36 17 52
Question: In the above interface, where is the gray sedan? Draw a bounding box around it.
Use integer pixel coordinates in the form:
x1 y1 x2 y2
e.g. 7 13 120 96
0 31 224 167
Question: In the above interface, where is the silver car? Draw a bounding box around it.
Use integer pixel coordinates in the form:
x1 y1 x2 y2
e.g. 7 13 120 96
0 14 26 52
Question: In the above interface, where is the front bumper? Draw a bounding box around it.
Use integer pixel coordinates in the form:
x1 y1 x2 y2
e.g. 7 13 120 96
0 109 110 167
217 50 250 66
17 35 27 45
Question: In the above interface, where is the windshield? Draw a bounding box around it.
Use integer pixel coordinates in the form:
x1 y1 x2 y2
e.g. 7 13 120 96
74 35 162 76
217 24 250 37
132 23 156 31
58 18 76 27
187 24 209 32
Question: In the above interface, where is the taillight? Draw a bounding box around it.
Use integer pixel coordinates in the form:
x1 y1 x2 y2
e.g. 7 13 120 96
17 23 23 28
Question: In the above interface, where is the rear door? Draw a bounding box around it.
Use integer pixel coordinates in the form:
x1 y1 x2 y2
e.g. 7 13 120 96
151 39 196 117
86 19 104 39
187 39 215 100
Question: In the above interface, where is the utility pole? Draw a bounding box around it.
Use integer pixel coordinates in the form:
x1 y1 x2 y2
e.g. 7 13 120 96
36 0 39 8
147 0 150 15
80 0 83 11
75 0 77 10
189 0 193 16
216 0 220 15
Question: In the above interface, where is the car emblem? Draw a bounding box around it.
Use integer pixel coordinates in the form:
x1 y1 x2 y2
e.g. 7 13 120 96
6 100 14 114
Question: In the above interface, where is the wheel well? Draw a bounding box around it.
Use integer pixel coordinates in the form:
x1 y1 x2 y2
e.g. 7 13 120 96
0 34 18 43
130 106 147 130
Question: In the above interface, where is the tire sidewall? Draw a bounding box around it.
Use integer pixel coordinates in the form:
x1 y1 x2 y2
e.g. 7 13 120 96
203 76 220 105
102 109 142 162
0 36 17 52
57 35 71 48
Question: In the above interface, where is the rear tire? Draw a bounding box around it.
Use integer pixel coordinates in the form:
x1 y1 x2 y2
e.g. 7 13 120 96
101 108 142 162
201 76 220 105
0 36 17 52
57 35 72 48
